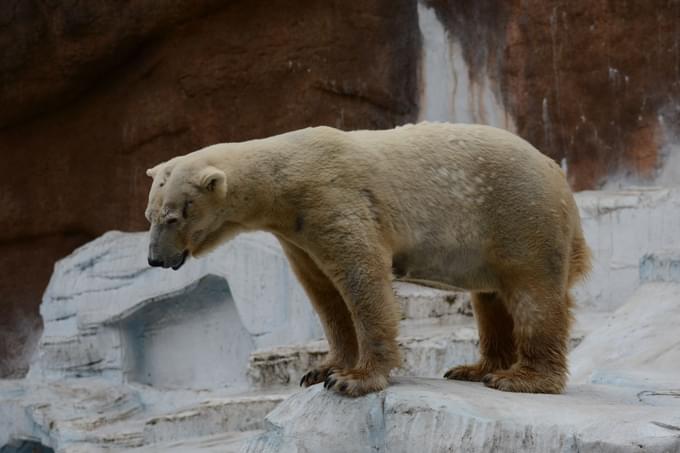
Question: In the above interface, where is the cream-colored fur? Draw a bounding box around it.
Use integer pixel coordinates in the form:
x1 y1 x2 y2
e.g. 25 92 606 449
145 123 590 396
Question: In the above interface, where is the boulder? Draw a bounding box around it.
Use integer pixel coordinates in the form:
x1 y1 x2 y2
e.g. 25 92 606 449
29 231 322 386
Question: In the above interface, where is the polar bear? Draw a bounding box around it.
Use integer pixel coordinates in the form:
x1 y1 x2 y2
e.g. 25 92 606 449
144 123 590 397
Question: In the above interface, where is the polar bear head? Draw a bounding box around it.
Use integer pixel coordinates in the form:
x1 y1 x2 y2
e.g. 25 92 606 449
144 157 228 270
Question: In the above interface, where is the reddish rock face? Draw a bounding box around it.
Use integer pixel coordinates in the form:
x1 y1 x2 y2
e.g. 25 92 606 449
2 0 679 376
425 0 680 190
0 0 420 376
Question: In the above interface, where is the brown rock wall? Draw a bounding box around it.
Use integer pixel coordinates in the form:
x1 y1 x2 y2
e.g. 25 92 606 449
426 0 680 189
0 0 421 376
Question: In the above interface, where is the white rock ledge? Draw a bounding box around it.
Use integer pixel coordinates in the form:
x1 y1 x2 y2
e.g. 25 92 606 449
244 377 680 453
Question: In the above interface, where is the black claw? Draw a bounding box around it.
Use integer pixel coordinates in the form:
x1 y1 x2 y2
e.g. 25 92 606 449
324 378 336 390
482 374 492 384
300 374 306 387
338 382 348 393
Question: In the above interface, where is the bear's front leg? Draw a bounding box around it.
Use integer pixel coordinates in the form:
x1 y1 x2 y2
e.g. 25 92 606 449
279 240 359 387
316 251 402 397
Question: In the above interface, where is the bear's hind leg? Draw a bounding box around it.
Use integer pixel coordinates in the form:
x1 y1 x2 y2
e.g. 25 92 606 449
280 241 358 387
444 292 516 382
482 285 571 394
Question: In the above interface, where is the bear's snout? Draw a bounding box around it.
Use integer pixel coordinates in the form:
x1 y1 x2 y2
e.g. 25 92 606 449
147 250 188 270
148 257 164 267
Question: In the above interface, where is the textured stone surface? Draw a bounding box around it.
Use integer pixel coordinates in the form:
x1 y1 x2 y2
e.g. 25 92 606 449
640 250 680 284
571 251 680 387
29 231 322 384
0 0 420 376
141 395 286 445
244 377 680 453
575 188 680 312
420 0 680 190
394 282 472 321
0 377 290 452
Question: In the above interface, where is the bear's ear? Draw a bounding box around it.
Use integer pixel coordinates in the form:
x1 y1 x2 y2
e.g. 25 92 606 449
146 164 163 178
195 166 227 196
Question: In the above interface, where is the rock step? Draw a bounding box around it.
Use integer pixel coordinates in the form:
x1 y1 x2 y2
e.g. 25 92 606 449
141 392 289 445
91 390 291 451
393 282 471 321
247 323 586 388
127 430 262 453
640 250 680 283
66 431 264 453
0 378 293 453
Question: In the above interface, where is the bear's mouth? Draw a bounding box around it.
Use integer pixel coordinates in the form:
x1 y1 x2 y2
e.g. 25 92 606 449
171 250 189 270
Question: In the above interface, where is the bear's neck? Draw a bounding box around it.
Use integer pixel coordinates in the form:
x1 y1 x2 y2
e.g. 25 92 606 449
218 146 285 232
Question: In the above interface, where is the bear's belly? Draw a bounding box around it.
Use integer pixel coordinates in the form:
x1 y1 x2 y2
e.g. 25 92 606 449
392 246 499 292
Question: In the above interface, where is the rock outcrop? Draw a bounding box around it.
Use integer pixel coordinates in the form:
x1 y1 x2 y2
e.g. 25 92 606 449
28 231 322 384
245 377 680 453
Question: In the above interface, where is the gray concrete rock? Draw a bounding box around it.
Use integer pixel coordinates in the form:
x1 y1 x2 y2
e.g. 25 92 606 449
570 251 680 387
30 231 322 387
640 250 680 284
0 378 291 452
575 188 680 312
244 378 680 453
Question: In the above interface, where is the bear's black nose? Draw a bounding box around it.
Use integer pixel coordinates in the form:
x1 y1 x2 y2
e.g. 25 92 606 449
148 257 163 267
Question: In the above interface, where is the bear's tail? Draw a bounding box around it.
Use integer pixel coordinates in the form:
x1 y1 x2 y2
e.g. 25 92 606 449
567 233 592 289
